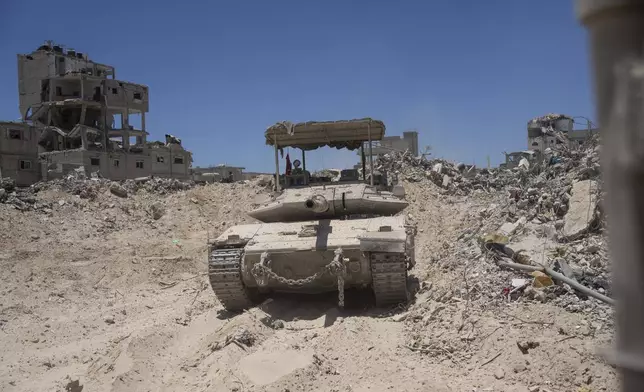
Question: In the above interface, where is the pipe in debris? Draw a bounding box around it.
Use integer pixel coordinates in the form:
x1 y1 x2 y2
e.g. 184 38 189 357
544 265 615 305
576 0 644 382
498 261 615 305
497 261 542 273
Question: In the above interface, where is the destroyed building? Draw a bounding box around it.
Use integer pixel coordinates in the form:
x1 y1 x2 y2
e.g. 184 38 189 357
192 164 245 182
527 113 598 153
0 41 192 185
0 121 41 186
242 171 273 181
358 130 419 158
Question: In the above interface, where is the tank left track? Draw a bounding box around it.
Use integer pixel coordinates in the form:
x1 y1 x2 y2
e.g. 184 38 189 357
208 247 257 311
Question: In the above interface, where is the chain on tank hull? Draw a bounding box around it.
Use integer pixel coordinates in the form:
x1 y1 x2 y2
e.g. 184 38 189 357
207 216 414 311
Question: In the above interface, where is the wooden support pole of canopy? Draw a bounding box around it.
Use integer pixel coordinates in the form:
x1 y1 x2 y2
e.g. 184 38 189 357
368 121 374 186
273 131 280 192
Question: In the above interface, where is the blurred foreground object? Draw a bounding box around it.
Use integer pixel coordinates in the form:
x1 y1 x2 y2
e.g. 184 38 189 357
576 0 644 389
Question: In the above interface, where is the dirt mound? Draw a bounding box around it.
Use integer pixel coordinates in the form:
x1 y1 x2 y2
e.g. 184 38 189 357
0 167 616 391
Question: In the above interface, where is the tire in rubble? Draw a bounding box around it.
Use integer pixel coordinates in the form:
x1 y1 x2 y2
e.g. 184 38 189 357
208 247 259 311
370 252 409 306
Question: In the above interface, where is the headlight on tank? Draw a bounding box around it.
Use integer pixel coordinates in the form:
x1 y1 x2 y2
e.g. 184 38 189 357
392 185 405 198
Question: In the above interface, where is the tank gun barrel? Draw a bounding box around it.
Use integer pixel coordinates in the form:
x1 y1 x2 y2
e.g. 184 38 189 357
305 195 329 213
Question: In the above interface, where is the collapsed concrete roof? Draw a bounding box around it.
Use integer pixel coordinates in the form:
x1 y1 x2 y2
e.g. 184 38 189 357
265 118 386 151
529 113 573 125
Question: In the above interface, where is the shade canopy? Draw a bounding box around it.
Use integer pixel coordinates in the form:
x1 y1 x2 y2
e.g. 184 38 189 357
265 118 386 151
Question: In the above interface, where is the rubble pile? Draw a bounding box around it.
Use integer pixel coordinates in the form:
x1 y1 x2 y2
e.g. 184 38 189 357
377 134 601 200
0 171 197 211
388 134 609 322
0 177 15 200
1 177 43 211
122 177 196 195
376 151 517 195
396 135 612 368
423 134 610 317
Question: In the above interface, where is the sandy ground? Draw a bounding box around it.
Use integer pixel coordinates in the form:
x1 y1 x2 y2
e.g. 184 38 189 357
0 180 616 391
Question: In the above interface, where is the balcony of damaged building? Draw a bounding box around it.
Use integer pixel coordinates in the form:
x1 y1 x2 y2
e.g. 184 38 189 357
26 75 149 132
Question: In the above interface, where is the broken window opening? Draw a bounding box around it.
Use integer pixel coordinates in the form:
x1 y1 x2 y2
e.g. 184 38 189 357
90 157 100 166
156 156 165 163
8 129 21 140
531 142 539 147
19 160 32 170
112 114 123 129
128 113 142 130
174 157 184 164
56 86 62 96
113 159 120 167
133 92 142 100
57 57 66 75
111 88 118 94
136 160 144 169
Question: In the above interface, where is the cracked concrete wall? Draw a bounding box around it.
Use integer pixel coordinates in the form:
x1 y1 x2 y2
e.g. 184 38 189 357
41 150 153 181
150 149 191 180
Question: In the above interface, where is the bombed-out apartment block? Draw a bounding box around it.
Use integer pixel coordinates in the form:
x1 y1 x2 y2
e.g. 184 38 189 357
357 130 419 158
527 114 598 153
0 41 192 185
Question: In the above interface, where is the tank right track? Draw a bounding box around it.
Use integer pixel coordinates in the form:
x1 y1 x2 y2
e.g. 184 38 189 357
370 252 409 306
208 247 256 311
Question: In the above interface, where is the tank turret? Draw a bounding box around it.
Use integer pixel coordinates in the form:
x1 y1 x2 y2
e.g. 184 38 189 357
248 183 408 222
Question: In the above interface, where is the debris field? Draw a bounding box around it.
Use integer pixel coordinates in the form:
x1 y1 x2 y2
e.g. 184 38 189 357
0 135 617 391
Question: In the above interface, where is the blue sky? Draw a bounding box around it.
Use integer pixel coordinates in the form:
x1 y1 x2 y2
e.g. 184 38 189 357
0 1 594 172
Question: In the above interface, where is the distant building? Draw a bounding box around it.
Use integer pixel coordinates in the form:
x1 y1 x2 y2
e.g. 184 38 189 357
527 114 598 153
0 41 192 185
192 164 245 182
357 130 419 158
567 128 599 148
243 171 272 181
0 122 42 186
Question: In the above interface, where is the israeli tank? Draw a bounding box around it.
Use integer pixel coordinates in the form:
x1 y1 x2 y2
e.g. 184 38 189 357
207 119 416 311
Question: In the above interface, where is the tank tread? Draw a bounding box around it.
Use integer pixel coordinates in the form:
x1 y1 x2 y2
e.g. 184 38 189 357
370 252 409 307
208 247 256 311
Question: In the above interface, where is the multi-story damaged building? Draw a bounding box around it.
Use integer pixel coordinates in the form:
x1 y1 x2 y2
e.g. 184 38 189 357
0 41 192 185
527 113 598 153
357 130 419 159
